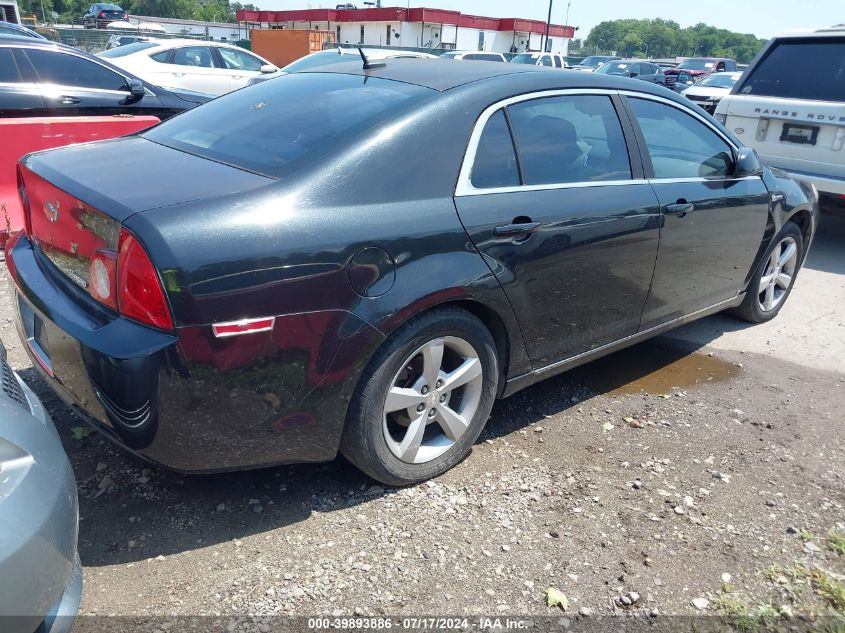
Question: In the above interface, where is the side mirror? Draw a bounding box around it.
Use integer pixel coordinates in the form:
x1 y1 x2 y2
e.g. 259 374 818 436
260 64 276 74
628 71 638 78
734 147 762 178
127 78 145 99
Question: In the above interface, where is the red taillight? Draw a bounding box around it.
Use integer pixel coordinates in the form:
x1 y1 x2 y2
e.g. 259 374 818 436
89 249 118 310
98 10 105 16
117 230 173 331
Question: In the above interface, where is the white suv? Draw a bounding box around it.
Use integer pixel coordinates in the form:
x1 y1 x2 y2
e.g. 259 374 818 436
715 27 845 213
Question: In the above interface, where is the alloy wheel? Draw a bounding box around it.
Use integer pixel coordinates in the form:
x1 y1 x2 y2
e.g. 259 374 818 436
382 336 483 464
758 235 798 312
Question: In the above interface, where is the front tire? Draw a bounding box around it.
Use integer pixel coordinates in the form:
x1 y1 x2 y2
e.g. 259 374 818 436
341 308 498 486
729 221 803 323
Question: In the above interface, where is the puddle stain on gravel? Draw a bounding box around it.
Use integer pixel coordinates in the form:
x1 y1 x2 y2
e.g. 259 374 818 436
572 339 742 396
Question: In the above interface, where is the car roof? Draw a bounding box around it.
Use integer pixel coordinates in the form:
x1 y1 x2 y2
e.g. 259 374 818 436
303 57 680 93
0 22 47 38
774 25 845 38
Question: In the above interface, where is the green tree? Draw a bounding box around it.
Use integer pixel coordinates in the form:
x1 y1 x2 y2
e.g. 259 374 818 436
583 18 765 63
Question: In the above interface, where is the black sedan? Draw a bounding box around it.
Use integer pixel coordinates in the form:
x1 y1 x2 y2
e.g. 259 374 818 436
7 59 817 486
82 3 126 28
0 38 211 118
594 59 666 85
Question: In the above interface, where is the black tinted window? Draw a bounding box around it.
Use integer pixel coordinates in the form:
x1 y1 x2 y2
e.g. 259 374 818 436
471 110 519 188
25 49 128 91
144 73 434 178
0 49 21 82
630 98 734 179
540 56 553 67
739 38 845 101
507 95 631 185
172 46 214 68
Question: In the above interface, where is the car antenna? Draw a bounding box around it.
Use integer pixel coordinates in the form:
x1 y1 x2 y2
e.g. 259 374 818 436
358 47 386 70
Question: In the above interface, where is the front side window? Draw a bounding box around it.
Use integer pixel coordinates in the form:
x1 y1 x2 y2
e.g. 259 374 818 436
540 55 553 67
506 95 632 185
738 38 845 101
553 56 563 68
629 97 734 179
172 46 215 68
25 49 127 91
144 73 434 178
470 110 520 188
218 47 264 71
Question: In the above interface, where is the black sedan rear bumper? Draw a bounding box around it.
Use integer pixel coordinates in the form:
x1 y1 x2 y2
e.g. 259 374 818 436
8 234 384 472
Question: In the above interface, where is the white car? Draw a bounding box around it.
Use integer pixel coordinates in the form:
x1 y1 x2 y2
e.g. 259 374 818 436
682 71 742 114
98 39 278 95
439 50 507 62
248 47 436 85
715 26 845 212
509 51 567 68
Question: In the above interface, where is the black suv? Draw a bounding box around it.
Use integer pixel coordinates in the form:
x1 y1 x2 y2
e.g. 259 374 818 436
0 38 211 119
82 3 126 28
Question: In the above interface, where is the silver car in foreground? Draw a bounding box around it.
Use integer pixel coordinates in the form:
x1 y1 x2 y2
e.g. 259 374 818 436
0 342 81 633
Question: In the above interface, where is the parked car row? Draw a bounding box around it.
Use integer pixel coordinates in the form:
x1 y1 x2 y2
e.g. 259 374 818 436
0 38 211 118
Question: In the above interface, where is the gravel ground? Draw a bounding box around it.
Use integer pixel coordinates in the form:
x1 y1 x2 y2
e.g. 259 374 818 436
2 217 844 632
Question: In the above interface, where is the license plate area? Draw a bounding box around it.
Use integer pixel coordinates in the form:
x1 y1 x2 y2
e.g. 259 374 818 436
780 123 819 145
18 295 54 376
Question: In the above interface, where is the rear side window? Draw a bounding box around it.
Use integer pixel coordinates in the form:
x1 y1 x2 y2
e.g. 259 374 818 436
470 110 519 188
150 50 171 63
507 95 632 185
629 98 734 179
144 73 435 178
553 56 563 68
540 56 553 67
172 46 214 68
0 49 20 82
25 49 128 91
739 38 845 101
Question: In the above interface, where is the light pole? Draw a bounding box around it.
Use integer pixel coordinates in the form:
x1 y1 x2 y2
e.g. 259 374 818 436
542 0 553 53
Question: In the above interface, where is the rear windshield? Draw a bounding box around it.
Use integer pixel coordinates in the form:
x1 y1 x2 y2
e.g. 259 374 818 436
98 4 123 9
511 54 538 64
698 73 739 88
282 51 354 72
143 72 435 178
99 41 158 57
738 38 845 102
678 59 715 70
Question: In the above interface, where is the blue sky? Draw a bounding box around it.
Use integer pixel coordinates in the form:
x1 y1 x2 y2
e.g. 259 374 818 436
284 1 842 39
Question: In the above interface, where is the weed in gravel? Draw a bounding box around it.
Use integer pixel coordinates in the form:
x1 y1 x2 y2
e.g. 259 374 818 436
811 569 845 612
800 529 815 542
712 596 779 633
828 531 845 556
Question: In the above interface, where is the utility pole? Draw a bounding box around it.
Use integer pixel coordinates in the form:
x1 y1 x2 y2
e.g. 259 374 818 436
542 0 553 53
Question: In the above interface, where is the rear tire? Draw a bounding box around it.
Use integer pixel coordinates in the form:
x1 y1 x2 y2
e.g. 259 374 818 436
729 221 803 323
340 307 498 486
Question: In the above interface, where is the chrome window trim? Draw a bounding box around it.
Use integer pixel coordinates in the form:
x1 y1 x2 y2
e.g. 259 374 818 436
455 87 754 198
456 88 631 197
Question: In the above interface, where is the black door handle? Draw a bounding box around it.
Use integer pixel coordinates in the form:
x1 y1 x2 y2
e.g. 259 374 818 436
493 221 542 237
664 202 694 217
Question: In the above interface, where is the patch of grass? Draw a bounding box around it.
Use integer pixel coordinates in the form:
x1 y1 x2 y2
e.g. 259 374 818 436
811 569 845 613
800 529 815 543
713 596 780 633
828 530 845 556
